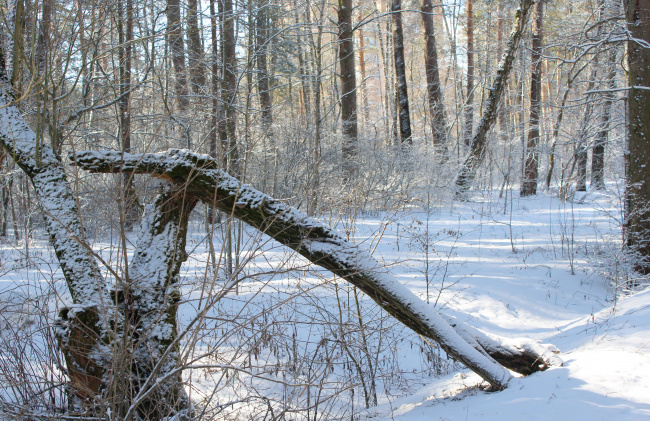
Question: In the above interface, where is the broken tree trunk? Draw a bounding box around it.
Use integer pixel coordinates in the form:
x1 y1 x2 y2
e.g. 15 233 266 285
455 0 534 199
0 69 194 416
73 148 562 388
119 185 197 419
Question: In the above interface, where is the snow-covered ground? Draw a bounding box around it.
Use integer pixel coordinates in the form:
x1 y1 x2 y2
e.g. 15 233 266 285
1 189 649 420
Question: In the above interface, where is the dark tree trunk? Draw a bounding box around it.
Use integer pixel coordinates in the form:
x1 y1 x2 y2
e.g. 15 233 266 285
392 0 412 144
187 0 206 94
209 0 219 161
463 0 474 147
220 0 240 176
337 0 358 179
118 0 141 230
591 45 616 191
455 0 534 198
520 0 544 197
10 0 25 94
167 0 189 109
625 0 650 274
422 0 448 149
256 4 273 137
592 0 619 190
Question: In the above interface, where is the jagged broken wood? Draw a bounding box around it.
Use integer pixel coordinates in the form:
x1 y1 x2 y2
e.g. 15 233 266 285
73 148 562 389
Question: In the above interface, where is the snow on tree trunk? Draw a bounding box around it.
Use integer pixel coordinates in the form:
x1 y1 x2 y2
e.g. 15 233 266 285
120 185 197 419
73 148 563 389
0 73 111 408
0 72 194 416
455 0 534 199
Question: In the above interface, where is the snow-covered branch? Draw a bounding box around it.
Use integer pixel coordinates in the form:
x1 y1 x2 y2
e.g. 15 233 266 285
73 148 562 389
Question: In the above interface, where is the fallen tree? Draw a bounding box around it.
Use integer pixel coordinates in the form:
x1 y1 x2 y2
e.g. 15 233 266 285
73 148 562 385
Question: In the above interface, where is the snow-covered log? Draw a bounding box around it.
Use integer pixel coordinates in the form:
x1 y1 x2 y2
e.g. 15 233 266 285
454 0 534 198
73 148 562 389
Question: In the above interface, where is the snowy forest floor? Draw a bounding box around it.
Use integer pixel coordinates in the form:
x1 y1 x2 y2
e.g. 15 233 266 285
1 187 649 420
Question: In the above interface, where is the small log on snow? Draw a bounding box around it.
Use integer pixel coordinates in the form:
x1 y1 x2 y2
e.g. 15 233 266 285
72 148 561 388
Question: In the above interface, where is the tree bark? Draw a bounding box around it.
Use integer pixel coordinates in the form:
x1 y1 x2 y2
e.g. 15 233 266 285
256 4 274 138
118 0 141 230
591 44 616 191
392 0 412 144
421 0 448 150
463 0 474 147
455 0 534 199
520 0 544 197
73 148 563 388
187 0 206 94
209 0 219 161
119 185 197 419
167 0 189 109
338 0 358 180
220 0 240 176
592 0 619 190
625 0 650 274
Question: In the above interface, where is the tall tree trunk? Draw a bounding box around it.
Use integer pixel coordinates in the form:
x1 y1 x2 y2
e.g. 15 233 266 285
463 0 474 147
308 0 326 214
10 0 25 94
357 17 370 124
338 0 358 180
455 0 534 198
625 0 650 274
118 0 141 230
220 0 240 176
591 44 616 190
187 0 206 95
392 0 412 144
496 1 508 146
572 64 599 193
209 0 219 162
167 0 189 109
256 1 276 194
520 0 544 197
422 0 448 150
592 0 619 190
256 4 273 138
